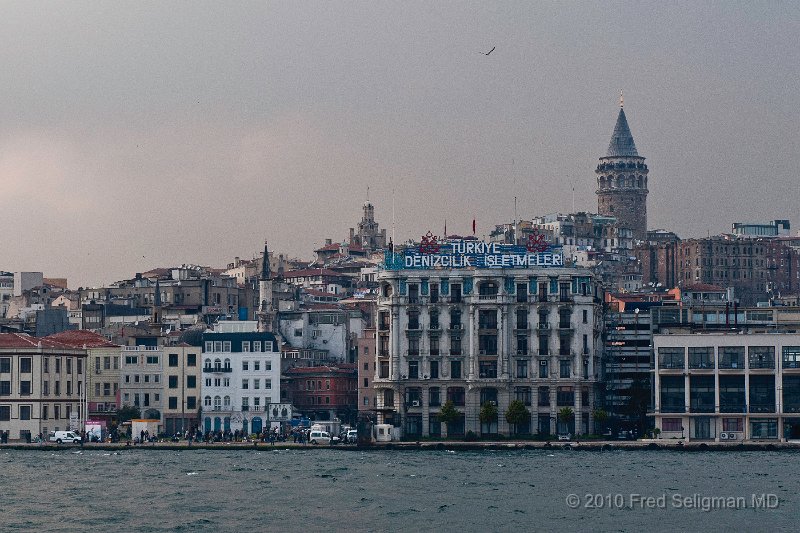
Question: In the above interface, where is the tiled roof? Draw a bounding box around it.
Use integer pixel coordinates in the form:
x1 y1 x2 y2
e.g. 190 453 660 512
0 333 71 349
46 330 119 348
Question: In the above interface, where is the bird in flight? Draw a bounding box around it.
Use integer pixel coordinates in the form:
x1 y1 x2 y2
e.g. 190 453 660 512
483 46 495 56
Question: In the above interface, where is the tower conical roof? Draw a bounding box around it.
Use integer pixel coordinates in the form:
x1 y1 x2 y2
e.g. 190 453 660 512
606 108 639 157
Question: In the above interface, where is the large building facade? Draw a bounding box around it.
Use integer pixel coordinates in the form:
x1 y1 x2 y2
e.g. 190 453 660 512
201 323 281 435
595 103 649 241
654 332 800 441
374 241 602 438
0 334 87 441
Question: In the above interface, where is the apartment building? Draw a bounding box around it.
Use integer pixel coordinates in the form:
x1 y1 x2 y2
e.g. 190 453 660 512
0 333 87 441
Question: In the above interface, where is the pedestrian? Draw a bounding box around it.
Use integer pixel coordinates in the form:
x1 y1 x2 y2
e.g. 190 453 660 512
140 429 145 443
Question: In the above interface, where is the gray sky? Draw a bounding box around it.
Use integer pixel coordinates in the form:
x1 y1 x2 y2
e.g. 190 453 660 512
1 2 798 287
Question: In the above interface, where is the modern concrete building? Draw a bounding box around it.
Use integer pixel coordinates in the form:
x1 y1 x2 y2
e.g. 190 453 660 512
201 322 282 435
0 333 87 441
653 332 800 441
374 240 602 438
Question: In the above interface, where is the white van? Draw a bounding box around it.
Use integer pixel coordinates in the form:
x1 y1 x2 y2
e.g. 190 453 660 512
309 430 332 445
48 431 81 444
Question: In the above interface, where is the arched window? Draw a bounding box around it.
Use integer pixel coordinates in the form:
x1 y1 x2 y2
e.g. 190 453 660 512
637 176 643 188
382 283 393 297
223 395 231 408
204 358 211 370
214 358 221 370
224 358 231 370
204 396 211 407
214 396 221 410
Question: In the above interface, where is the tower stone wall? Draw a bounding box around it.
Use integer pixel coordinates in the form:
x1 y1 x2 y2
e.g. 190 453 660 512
595 106 649 241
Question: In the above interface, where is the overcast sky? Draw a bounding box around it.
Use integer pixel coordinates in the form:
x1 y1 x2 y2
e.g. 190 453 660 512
1 2 798 287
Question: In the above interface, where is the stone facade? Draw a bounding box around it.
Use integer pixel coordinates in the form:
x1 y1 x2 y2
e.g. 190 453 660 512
374 267 602 438
595 107 649 241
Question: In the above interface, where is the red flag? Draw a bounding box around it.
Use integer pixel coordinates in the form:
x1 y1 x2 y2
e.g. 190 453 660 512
472 219 476 235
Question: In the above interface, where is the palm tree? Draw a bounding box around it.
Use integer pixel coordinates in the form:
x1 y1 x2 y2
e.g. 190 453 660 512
558 407 575 435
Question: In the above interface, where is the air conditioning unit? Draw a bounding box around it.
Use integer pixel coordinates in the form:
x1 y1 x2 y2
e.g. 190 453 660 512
720 432 729 440
411 400 420 407
540 360 548 366
727 432 740 440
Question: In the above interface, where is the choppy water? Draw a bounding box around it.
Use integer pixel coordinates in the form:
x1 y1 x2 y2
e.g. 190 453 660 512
0 448 796 532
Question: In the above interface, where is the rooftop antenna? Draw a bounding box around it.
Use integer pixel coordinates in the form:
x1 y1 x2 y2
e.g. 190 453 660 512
366 185 370 203
620 89 624 108
392 187 396 248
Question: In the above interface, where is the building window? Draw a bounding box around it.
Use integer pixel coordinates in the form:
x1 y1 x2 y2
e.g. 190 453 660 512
516 359 528 378
478 360 497 379
379 361 389 379
242 361 249 371
0 405 10 421
539 359 548 378
242 342 251 352
146 355 158 365
187 397 196 409
19 405 31 420
0 358 11 373
383 389 394 407
253 341 261 352
254 379 261 390
168 354 178 367
658 347 685 369
0 381 11 396
688 347 714 369
429 387 441 407
408 361 419 379
556 386 574 406
450 360 462 379
214 396 221 410
222 341 231 352
20 358 32 373
430 360 439 379
662 418 682 432
205 341 213 352
447 387 465 406
168 376 178 389
559 360 571 378
168 397 178 409
254 361 260 371
242 379 249 390
538 387 550 407
749 346 775 369
514 386 532 406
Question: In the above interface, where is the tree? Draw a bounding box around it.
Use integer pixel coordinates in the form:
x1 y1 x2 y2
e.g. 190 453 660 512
592 409 609 434
116 405 140 424
479 402 498 424
505 400 531 436
558 407 575 434
437 400 461 434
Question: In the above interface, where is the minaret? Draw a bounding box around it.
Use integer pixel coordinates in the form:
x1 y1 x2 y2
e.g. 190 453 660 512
595 93 649 241
257 242 274 332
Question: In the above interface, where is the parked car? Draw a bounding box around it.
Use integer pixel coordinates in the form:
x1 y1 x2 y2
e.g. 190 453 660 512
346 429 358 443
557 433 571 441
309 430 332 445
48 431 81 444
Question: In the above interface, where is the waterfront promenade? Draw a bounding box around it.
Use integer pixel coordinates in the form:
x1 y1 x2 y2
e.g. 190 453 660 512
3 439 800 452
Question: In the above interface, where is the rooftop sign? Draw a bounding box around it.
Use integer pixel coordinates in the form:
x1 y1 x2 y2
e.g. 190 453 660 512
384 233 563 270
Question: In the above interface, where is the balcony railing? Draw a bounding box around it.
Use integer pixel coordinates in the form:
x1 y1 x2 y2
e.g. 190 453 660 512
719 404 746 413
203 366 233 373
749 359 775 369
749 404 776 413
537 323 550 330
478 294 498 301
718 360 744 370
688 360 715 370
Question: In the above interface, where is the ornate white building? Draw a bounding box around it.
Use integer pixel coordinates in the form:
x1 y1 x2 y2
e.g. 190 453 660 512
373 240 602 438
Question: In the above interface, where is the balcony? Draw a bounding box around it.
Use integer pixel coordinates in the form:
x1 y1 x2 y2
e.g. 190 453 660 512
378 350 389 357
559 294 573 303
449 324 463 332
516 295 529 303
449 296 463 304
478 294 498 301
537 323 550 331
203 366 233 373
719 404 746 413
537 294 549 303
749 359 775 370
514 325 529 332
